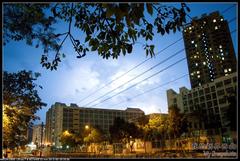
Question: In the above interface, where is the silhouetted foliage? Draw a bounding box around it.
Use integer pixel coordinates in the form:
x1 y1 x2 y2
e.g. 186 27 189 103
3 3 190 70
167 105 188 139
109 117 141 144
3 70 46 149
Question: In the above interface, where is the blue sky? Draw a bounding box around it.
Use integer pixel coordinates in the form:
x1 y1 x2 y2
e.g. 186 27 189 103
3 2 238 125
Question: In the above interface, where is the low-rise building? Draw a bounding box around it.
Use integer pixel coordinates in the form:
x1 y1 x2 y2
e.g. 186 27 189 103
45 103 145 147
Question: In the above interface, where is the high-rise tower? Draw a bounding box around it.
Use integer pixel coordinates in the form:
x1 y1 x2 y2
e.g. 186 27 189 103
183 11 236 88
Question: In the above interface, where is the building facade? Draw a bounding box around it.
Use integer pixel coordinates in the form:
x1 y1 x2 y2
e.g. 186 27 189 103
45 103 145 147
167 72 237 140
32 124 45 147
183 11 236 88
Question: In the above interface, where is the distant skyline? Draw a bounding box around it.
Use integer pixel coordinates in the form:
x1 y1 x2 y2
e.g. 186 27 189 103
3 2 237 125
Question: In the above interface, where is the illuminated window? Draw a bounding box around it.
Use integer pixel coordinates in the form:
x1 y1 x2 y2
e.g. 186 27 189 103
196 63 198 66
215 26 218 30
224 69 228 73
225 73 228 76
211 79 213 81
201 26 203 29
197 75 200 78
203 62 206 65
191 73 194 76
219 45 222 48
194 55 197 58
222 57 225 60
213 19 216 23
198 35 201 37
191 40 194 44
197 71 200 74
209 48 212 51
184 30 186 32
195 44 198 47
220 18 223 21
204 21 206 24
228 68 232 72
189 27 192 30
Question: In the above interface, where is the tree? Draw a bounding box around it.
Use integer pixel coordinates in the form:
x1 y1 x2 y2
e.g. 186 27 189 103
109 117 141 152
3 70 46 149
83 126 105 144
59 130 83 148
3 3 191 70
167 105 188 149
136 114 168 152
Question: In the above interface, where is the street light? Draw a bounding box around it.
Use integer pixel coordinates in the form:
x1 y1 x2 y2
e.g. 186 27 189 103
85 125 89 130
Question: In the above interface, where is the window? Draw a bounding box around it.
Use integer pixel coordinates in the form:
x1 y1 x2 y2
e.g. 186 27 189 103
224 79 231 85
211 86 215 92
193 91 198 97
213 100 218 106
219 98 226 104
189 100 193 105
199 90 204 96
226 87 234 93
217 89 225 96
205 88 210 94
216 82 223 88
206 94 211 100
212 93 217 99
207 101 212 108
188 93 192 98
200 103 206 108
194 98 199 103
200 96 205 102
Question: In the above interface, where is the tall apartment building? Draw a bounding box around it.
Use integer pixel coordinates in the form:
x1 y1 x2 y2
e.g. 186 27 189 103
32 124 45 147
45 103 144 147
167 72 237 138
183 11 236 88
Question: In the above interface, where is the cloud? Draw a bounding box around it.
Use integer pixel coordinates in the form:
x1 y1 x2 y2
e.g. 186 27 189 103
38 60 101 104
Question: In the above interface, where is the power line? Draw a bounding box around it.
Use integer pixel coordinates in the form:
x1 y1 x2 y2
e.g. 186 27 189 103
78 37 183 104
228 17 236 24
110 74 188 107
221 4 236 14
84 18 235 106
83 48 185 106
89 24 236 108
230 29 236 34
79 8 236 105
110 30 237 108
91 57 186 107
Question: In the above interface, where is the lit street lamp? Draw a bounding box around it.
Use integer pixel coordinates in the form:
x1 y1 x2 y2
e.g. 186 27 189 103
85 125 89 130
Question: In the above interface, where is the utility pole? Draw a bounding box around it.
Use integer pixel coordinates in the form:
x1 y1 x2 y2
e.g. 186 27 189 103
40 122 44 158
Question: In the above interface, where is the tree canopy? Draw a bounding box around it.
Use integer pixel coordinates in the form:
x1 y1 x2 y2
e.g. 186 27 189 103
3 70 46 149
3 3 190 70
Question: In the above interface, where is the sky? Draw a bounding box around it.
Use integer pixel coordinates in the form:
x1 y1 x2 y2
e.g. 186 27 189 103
3 2 238 125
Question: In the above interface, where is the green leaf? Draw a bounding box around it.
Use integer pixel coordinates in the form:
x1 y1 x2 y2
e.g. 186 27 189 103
127 44 132 53
91 45 98 51
146 4 153 15
85 35 91 42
